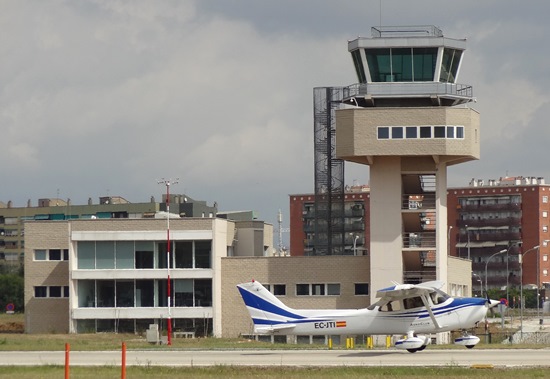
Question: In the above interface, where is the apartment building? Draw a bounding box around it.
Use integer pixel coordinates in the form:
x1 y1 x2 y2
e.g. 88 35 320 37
448 176 550 299
1 194 217 264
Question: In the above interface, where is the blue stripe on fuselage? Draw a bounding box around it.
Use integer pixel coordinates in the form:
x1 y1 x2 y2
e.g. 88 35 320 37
381 297 486 319
238 286 305 320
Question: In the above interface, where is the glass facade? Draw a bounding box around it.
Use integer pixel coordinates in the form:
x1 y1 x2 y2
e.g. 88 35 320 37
76 240 211 269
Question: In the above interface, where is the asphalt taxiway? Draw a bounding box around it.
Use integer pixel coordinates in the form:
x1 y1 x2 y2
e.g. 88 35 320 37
1 348 549 367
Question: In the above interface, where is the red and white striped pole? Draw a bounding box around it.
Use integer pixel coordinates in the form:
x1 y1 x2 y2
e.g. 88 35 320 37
158 178 178 346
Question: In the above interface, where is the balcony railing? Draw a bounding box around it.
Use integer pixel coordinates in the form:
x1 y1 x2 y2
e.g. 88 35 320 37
402 194 436 210
403 232 436 248
459 203 521 212
403 270 437 284
456 217 521 228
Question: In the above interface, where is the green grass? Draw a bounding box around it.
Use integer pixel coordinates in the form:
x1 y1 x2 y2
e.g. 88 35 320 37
0 366 549 379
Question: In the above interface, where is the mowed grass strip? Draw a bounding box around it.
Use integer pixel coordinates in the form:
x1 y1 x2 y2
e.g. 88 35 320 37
0 366 549 379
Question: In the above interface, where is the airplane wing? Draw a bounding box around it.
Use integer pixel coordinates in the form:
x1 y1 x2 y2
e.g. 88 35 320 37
375 280 444 301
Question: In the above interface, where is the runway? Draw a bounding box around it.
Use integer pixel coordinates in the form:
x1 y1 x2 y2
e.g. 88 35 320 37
1 348 550 367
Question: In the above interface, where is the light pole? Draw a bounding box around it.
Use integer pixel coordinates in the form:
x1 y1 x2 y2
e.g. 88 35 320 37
485 249 507 297
520 245 540 340
158 178 178 346
472 273 482 296
447 226 453 256
536 241 550 323
505 242 519 308
466 224 471 260
353 235 359 256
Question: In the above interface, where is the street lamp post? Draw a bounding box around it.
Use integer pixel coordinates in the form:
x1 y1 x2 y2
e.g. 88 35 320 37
466 224 471 260
158 178 178 346
447 226 453 256
485 249 507 297
353 235 359 256
472 273 482 296
520 245 540 340
505 243 519 308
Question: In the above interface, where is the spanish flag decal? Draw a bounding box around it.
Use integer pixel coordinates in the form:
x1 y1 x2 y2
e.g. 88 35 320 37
336 321 347 328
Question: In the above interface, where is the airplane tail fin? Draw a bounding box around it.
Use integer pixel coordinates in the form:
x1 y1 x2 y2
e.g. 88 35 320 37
237 280 302 333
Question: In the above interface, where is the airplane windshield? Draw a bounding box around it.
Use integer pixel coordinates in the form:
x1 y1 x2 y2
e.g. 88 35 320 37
430 288 450 305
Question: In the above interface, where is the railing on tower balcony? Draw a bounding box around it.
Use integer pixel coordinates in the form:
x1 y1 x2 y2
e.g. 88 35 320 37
402 194 436 210
403 270 437 284
403 232 436 248
343 82 473 100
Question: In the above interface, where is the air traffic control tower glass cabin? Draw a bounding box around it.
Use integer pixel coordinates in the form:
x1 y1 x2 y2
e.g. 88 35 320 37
336 26 479 298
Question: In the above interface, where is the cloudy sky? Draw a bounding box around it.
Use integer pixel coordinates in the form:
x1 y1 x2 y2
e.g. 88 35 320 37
2 1 549 245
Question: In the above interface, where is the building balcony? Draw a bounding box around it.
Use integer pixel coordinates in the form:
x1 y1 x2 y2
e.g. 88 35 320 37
472 261 520 272
484 275 521 287
403 232 435 249
403 270 437 285
459 203 521 212
458 231 521 242
402 194 436 210
456 217 521 228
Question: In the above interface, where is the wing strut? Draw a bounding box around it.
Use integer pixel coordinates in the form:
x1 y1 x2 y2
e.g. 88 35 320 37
420 294 442 330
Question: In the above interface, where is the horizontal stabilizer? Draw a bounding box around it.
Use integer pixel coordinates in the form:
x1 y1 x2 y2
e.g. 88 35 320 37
255 323 297 334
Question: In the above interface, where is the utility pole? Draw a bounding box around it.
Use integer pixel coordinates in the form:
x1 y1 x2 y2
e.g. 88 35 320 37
158 178 178 346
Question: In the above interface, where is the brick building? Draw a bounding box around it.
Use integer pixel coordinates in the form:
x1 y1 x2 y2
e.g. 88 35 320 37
448 176 550 299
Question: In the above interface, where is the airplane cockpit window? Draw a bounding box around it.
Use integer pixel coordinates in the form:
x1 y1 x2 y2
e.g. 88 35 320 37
430 289 450 305
379 300 401 312
403 296 424 309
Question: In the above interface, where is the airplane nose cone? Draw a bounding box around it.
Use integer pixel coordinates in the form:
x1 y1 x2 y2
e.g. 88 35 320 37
487 299 500 308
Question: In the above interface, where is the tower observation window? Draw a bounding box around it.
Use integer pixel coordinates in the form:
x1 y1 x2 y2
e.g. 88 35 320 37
440 48 463 83
365 47 437 82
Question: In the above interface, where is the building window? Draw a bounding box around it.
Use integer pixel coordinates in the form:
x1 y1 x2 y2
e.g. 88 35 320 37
34 250 47 261
355 283 369 295
311 284 325 296
327 283 341 296
296 284 310 296
419 126 431 138
544 196 549 203
34 249 69 261
273 284 286 296
544 269 548 277
543 255 548 262
49 249 62 261
434 126 446 138
406 126 417 138
49 286 62 298
34 286 47 298
544 211 548 218
377 127 389 139
391 127 403 139
544 226 548 233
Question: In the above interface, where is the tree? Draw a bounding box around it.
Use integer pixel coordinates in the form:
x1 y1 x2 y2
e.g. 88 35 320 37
0 274 24 312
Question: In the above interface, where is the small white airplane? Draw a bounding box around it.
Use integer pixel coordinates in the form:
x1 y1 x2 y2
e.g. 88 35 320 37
237 280 499 353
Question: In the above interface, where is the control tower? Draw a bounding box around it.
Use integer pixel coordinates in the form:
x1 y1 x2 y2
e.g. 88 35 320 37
336 26 479 298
